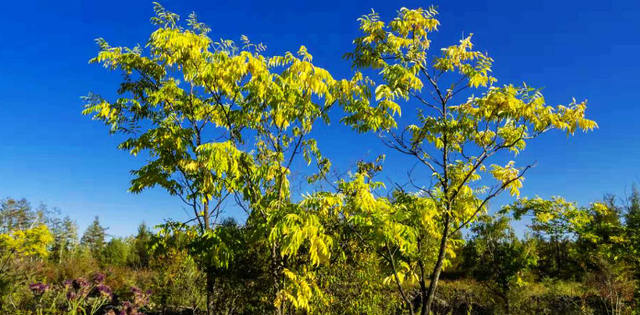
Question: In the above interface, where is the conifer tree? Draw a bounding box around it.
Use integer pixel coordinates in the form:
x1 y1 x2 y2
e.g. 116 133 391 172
81 216 108 258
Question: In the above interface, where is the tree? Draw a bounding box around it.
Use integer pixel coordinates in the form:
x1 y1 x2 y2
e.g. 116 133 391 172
81 216 107 258
0 198 37 233
341 6 596 314
575 195 626 268
0 224 52 271
102 237 131 266
576 198 635 315
50 216 79 263
503 196 592 279
0 197 54 272
625 184 640 230
131 222 152 268
624 184 640 276
462 215 537 314
0 218 53 305
83 4 363 313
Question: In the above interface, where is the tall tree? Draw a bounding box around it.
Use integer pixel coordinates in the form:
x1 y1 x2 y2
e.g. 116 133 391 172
0 198 37 233
624 184 640 273
51 216 79 263
625 184 640 229
131 222 152 268
83 4 362 313
62 216 79 250
342 6 596 314
81 216 107 257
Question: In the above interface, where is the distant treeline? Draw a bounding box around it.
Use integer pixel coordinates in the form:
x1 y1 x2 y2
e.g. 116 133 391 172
1 185 639 314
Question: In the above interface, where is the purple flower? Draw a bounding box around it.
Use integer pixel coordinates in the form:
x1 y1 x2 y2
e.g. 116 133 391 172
130 286 142 295
66 291 77 301
118 301 136 315
130 286 151 307
96 284 113 298
72 278 89 290
29 283 49 295
92 273 106 284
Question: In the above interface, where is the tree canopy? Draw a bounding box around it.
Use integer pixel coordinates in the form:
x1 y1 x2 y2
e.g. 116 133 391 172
80 4 599 315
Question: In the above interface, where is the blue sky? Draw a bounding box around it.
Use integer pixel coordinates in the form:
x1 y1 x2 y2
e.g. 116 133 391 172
1 0 639 237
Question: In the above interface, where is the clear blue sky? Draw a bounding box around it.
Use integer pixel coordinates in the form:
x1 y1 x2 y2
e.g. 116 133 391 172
1 0 639 237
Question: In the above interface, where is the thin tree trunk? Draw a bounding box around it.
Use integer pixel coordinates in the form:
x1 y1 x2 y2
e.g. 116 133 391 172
206 270 215 315
203 198 213 315
271 243 284 315
203 200 210 230
422 214 451 315
387 245 415 315
418 261 427 315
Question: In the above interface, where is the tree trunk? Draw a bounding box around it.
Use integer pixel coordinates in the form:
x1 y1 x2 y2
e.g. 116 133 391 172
203 200 210 230
422 214 451 315
418 261 427 315
501 291 510 315
271 243 284 315
206 271 215 315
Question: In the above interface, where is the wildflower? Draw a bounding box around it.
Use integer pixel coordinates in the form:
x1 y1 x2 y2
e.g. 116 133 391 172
69 277 91 297
66 291 77 301
96 284 113 298
118 301 136 315
72 278 89 290
29 283 49 295
92 272 106 284
130 286 150 306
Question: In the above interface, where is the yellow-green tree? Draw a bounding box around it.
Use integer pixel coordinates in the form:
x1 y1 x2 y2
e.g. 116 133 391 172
342 6 596 314
0 197 53 273
0 225 52 264
83 4 364 314
0 223 52 301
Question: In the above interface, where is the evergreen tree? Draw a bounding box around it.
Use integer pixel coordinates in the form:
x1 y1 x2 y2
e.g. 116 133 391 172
81 216 108 258
51 216 79 262
624 184 640 277
132 222 152 268
0 198 36 233
625 184 640 230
